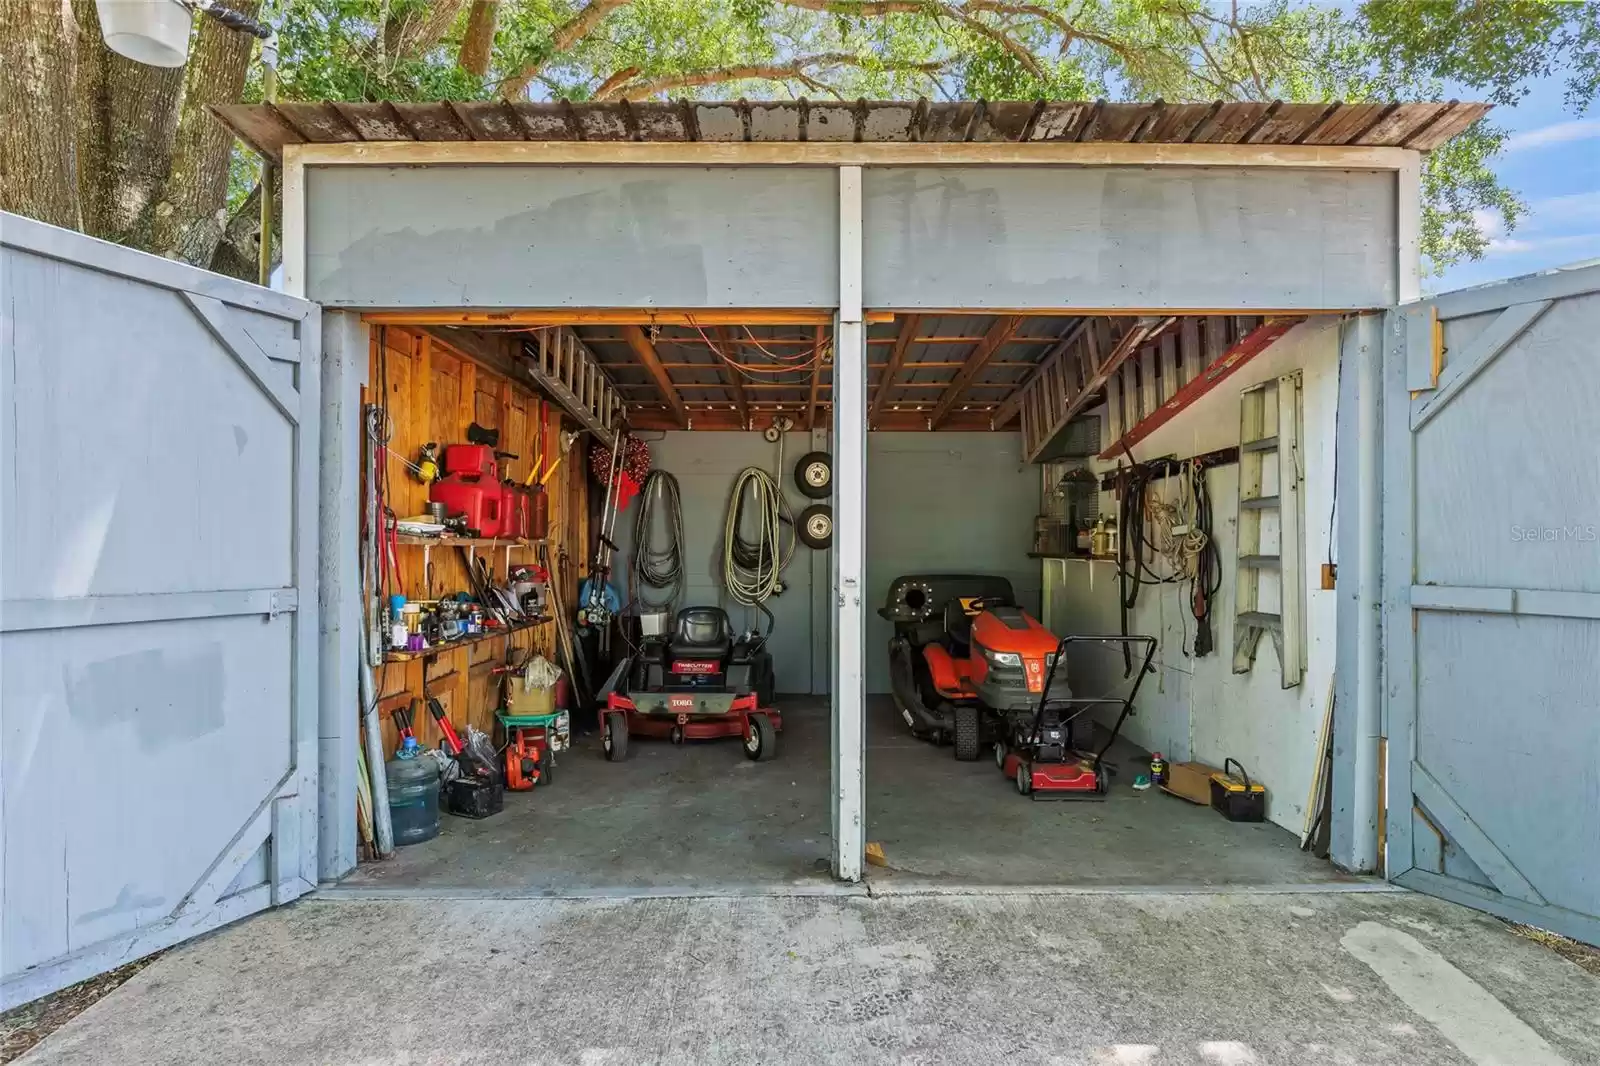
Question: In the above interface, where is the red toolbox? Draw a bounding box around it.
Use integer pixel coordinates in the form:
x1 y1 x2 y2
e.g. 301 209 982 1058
430 477 504 538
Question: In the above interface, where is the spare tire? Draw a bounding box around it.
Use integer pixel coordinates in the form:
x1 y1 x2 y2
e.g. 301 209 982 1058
797 504 833 550
794 452 833 499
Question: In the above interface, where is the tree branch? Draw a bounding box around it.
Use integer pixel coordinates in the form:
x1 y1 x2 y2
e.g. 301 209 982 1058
774 0 932 13
1228 0 1269 99
778 0 1045 79
498 0 635 100
458 1 499 78
968 1 1140 64
592 64 640 98
383 0 469 62
594 54 945 101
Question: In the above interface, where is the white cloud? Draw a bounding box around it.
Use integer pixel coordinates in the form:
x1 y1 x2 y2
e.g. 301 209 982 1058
1470 207 1505 240
1486 232 1600 256
1534 190 1600 224
1503 118 1600 152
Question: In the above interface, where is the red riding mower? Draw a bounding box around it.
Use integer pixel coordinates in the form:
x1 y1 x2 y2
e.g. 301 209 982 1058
882 574 1064 761
600 606 781 762
995 634 1156 797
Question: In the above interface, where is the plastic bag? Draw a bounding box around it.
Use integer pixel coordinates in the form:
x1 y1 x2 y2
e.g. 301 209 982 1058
517 654 562 694
464 725 497 773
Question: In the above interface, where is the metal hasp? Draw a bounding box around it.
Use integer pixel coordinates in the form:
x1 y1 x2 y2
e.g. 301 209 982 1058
1232 372 1306 687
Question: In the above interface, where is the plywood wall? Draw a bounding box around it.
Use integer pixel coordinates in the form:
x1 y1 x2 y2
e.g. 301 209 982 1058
364 326 589 753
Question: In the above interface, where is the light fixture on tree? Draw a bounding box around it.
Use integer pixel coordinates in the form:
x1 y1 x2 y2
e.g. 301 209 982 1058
94 0 270 68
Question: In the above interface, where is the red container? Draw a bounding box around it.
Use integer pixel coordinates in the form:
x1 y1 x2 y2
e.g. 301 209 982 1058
443 444 497 480
429 477 503 537
500 482 530 540
528 485 548 540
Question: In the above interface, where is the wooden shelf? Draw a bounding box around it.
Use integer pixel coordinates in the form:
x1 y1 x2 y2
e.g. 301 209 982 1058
385 617 547 662
393 534 545 550
1030 552 1118 562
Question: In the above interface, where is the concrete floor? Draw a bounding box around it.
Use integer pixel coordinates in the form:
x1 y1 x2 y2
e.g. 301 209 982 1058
335 695 1350 896
19 891 1600 1065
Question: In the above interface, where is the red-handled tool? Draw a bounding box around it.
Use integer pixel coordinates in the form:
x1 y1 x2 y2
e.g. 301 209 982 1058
392 703 416 745
426 697 465 756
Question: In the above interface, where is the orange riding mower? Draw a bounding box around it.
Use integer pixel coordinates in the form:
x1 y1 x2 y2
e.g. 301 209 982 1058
882 574 1157 795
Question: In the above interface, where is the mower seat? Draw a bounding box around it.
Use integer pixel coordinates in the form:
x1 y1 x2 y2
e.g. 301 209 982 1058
944 598 974 653
669 606 734 661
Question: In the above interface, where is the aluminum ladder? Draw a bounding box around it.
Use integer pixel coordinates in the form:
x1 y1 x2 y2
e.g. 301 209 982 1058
1233 372 1306 687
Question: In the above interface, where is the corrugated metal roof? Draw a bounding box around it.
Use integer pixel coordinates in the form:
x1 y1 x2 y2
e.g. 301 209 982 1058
212 98 1489 161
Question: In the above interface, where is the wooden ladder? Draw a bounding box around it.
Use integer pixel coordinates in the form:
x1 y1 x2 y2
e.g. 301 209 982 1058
1233 372 1306 687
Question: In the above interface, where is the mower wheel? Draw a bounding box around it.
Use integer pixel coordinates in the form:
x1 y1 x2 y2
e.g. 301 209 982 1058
744 713 778 762
794 451 833 499
797 504 833 550
1015 760 1032 795
993 740 1007 770
602 712 629 762
953 705 981 761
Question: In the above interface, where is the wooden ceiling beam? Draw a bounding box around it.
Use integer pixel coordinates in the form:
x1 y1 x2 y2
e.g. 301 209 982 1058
929 316 1023 428
713 327 752 429
867 313 921 429
622 325 689 427
806 324 826 431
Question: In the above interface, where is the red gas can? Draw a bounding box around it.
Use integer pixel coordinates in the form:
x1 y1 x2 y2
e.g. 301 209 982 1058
429 477 503 538
500 482 530 540
443 444 498 480
527 484 548 540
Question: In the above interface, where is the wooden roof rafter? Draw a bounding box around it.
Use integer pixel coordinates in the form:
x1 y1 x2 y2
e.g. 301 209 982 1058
713 326 752 429
622 325 689 427
930 315 1024 428
868 313 922 429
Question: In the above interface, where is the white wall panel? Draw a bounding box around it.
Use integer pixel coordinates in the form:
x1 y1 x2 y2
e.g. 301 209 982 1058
864 167 1397 310
306 165 839 308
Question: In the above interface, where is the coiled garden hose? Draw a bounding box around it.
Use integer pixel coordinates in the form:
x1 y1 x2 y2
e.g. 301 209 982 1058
721 438 794 635
633 469 685 611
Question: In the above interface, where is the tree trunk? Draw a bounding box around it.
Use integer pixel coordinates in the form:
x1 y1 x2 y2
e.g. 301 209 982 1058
458 1 499 78
146 0 262 266
71 0 186 244
209 171 281 283
0 0 81 229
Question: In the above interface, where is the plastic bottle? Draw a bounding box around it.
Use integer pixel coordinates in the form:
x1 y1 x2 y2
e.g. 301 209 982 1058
386 737 441 845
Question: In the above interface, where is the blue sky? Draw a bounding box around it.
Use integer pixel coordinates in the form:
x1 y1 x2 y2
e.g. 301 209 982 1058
1433 75 1600 293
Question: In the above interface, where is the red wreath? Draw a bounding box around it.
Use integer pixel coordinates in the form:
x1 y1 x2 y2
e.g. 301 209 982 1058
590 436 652 512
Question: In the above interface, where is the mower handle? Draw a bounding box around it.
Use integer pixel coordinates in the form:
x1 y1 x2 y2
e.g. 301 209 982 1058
1031 635 1158 775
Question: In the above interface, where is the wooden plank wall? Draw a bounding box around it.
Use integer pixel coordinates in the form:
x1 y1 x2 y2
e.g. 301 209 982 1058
364 325 589 755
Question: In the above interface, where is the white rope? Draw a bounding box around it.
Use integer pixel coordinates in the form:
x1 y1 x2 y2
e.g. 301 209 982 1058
720 434 794 620
1144 462 1210 580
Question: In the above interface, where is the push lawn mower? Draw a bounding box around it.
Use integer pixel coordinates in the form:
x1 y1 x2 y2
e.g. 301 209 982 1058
996 634 1157 798
882 574 1064 761
599 605 781 762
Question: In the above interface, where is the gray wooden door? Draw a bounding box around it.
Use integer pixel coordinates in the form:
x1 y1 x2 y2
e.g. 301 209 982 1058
0 215 321 1008
1383 264 1600 944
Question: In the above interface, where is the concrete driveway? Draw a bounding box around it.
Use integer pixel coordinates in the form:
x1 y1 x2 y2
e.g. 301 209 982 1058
18 889 1600 1065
